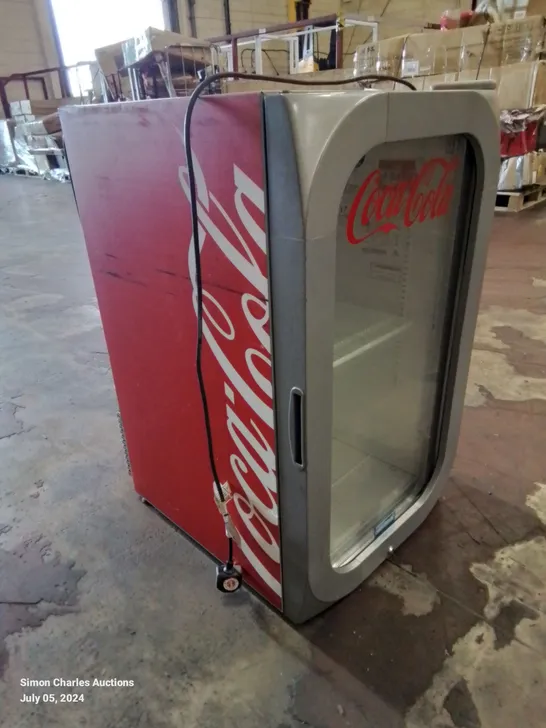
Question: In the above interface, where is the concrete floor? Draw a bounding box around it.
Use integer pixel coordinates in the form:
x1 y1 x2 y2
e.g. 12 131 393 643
1 176 546 728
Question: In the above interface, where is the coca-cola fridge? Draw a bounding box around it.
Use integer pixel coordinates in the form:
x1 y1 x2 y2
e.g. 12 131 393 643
61 86 498 623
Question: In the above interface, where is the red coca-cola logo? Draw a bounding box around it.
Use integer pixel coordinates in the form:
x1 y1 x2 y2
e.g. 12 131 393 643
346 156 459 245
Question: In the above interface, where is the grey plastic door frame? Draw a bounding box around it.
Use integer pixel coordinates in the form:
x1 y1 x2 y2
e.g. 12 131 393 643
264 93 318 623
264 90 499 623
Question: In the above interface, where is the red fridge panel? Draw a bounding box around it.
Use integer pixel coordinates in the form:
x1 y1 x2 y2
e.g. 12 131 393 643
62 95 282 608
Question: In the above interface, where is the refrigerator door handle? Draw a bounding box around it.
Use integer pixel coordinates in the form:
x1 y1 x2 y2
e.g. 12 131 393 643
288 387 306 470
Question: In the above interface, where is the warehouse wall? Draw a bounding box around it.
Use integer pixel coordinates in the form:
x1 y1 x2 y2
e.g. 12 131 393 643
0 0 61 115
176 0 292 73
177 0 289 37
0 0 59 74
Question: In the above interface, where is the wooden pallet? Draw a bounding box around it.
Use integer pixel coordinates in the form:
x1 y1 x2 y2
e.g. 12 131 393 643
495 184 546 213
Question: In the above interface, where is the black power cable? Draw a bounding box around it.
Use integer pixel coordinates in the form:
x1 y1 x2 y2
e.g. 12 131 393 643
183 70 416 593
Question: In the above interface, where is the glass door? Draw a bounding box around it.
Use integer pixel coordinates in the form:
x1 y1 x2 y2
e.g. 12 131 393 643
330 135 470 567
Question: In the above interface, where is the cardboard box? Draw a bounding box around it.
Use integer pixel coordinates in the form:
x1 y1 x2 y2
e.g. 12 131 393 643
368 60 546 109
354 16 546 79
502 16 546 63
354 37 405 75
95 30 211 100
95 40 126 77
527 0 546 16
442 62 546 108
13 113 36 122
225 60 546 113
536 149 546 180
9 98 75 117
121 27 211 68
93 42 132 100
459 25 502 72
401 30 464 76
498 150 546 188
355 28 473 78
494 60 546 107
224 68 363 94
17 113 61 137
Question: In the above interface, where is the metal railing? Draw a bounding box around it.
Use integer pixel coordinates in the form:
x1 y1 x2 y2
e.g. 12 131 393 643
209 14 379 75
0 62 97 119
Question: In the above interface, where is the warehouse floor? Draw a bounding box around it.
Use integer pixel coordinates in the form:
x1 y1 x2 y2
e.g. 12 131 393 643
1 176 546 728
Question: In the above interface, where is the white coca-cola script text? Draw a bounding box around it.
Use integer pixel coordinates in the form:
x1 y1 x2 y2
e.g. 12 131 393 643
179 155 281 598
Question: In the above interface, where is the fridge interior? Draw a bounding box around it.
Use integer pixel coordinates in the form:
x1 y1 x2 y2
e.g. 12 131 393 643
330 136 468 568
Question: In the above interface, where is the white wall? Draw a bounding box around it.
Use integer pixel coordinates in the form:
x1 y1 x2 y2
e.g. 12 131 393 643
0 0 61 115
0 0 59 75
178 0 289 38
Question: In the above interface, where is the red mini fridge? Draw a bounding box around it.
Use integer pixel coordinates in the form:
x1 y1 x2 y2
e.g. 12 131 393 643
61 85 498 623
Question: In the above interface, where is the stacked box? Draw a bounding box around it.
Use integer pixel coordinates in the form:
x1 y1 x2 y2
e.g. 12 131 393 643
9 98 76 117
121 27 211 68
95 28 212 102
353 16 546 196
16 114 61 137
7 98 74 178
498 150 546 189
355 60 546 109
353 16 546 78
224 61 546 110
